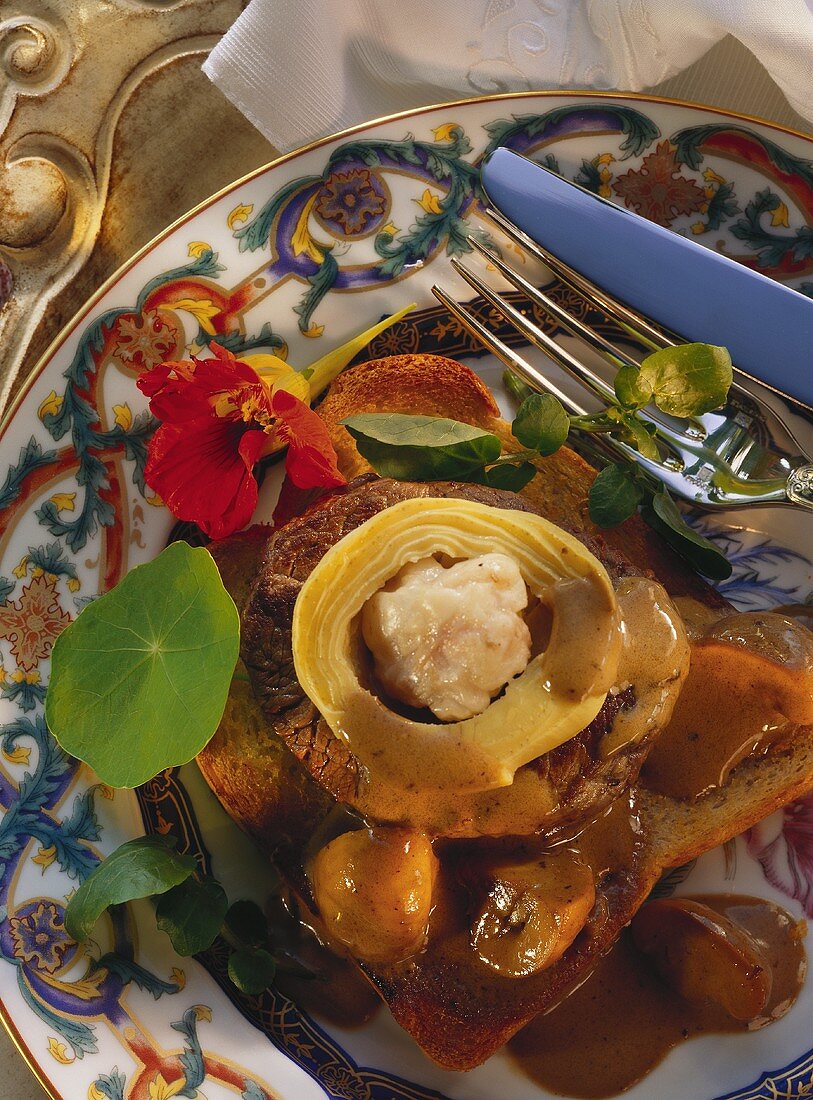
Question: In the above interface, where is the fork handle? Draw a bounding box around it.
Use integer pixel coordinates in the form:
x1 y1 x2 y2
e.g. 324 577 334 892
787 465 813 510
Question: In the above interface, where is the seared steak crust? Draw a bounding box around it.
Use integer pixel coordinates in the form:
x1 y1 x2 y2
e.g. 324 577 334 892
241 476 656 834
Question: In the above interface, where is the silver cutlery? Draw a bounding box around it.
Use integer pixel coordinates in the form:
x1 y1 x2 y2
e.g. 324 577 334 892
431 209 813 514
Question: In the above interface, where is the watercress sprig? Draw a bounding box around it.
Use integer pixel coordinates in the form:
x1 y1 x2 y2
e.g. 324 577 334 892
343 342 733 579
66 834 290 997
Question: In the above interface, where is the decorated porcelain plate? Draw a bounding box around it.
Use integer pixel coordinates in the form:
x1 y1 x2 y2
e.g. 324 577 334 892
2 92 813 1100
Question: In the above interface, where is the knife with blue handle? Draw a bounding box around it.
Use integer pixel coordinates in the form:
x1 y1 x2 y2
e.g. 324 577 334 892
480 147 813 410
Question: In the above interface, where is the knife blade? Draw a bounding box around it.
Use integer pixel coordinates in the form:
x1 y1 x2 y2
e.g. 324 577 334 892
480 147 813 410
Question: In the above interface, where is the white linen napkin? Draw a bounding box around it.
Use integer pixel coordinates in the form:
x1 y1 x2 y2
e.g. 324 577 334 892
203 0 813 152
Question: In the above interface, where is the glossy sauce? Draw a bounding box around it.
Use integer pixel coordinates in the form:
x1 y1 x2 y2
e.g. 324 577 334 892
266 895 381 1029
643 611 813 799
508 894 806 1098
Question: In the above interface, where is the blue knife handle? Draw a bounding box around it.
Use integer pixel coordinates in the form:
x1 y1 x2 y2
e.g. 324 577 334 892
481 147 813 410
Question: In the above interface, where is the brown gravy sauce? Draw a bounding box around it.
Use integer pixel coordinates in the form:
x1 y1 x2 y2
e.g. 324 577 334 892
508 894 806 1098
266 896 381 1028
643 609 813 800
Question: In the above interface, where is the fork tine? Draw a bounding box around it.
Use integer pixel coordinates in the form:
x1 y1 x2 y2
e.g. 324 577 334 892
468 236 640 371
485 206 675 351
450 258 692 457
429 285 587 415
430 284 672 481
449 257 617 405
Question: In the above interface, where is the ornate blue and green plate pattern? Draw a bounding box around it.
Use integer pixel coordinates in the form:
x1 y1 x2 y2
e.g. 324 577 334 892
1 93 813 1100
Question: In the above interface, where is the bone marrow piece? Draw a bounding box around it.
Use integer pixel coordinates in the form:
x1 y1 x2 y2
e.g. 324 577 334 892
361 552 532 722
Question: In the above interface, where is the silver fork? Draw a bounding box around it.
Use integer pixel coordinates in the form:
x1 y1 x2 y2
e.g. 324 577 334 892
431 208 813 513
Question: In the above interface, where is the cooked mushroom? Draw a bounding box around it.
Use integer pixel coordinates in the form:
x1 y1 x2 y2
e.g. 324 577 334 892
631 897 771 1021
470 851 595 978
310 826 436 965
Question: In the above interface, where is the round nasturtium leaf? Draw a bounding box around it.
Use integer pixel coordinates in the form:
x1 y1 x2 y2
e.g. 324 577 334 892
45 541 240 787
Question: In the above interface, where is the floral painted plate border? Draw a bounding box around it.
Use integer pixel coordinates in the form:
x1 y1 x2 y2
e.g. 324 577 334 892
1 92 813 1100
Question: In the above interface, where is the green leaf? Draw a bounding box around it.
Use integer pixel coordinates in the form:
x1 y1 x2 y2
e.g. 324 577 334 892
228 946 277 995
511 394 570 456
155 876 228 956
637 343 733 417
224 899 270 949
45 542 240 788
588 464 645 527
620 413 661 461
479 461 537 492
614 364 651 408
65 836 195 942
643 489 733 580
342 413 501 480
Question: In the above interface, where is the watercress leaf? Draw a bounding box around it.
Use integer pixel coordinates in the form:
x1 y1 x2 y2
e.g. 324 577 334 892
342 413 501 480
614 365 651 408
511 394 570 456
588 464 644 527
643 488 733 580
65 836 195 942
224 899 270 949
502 369 533 405
620 413 661 461
45 542 240 788
637 343 733 417
228 946 277 995
155 876 228 956
479 461 537 492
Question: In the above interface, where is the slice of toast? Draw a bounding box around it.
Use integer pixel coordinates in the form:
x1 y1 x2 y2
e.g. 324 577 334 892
198 354 813 1070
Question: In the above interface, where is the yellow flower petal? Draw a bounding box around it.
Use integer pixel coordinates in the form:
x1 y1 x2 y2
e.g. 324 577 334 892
770 200 790 228
113 403 133 431
306 302 415 399
186 340 205 357
146 493 164 507
50 492 76 513
38 391 63 421
171 966 186 990
187 241 212 258
47 1037 73 1064
88 1084 107 1100
3 745 30 765
192 1004 212 1022
703 168 727 185
241 354 311 401
431 122 460 142
380 222 399 237
12 556 28 579
691 221 707 235
597 152 615 165
33 844 56 871
302 323 325 338
161 299 220 336
67 577 81 593
415 188 443 215
227 202 254 230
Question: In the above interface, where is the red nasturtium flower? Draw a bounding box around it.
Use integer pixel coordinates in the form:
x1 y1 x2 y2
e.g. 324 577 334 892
137 343 345 539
